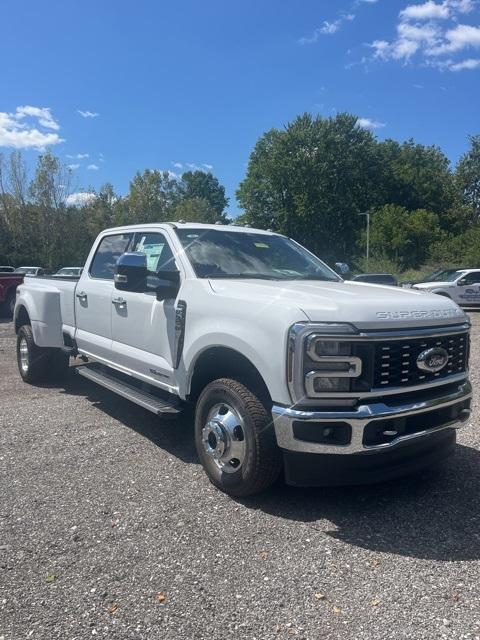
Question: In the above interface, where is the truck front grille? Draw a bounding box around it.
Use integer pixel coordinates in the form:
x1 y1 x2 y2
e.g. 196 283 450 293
372 333 469 389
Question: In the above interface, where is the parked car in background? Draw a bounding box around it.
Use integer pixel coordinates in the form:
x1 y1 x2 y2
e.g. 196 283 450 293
52 267 83 277
14 266 46 276
401 267 469 288
0 266 15 273
351 273 398 286
412 268 480 307
0 272 24 316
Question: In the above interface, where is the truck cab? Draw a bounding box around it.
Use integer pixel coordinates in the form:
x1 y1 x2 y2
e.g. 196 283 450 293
14 223 472 496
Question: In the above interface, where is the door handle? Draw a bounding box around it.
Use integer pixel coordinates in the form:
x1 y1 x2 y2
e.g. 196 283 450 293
112 296 127 307
76 291 87 300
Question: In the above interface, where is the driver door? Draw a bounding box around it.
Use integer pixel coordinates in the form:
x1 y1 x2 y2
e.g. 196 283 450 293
110 231 180 388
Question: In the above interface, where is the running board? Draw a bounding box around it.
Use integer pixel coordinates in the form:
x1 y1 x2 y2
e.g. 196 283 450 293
76 363 182 415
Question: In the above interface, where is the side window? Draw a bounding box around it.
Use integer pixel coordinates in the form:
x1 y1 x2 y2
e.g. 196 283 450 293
462 272 480 286
90 233 133 280
132 232 177 291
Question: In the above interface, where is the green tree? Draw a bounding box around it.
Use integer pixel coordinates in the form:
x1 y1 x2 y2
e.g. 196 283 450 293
180 171 228 217
126 169 180 223
173 197 221 223
455 134 480 222
377 139 456 216
368 205 442 269
236 113 385 261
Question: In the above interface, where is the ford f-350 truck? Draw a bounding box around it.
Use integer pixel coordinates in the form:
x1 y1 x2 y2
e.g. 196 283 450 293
14 223 472 496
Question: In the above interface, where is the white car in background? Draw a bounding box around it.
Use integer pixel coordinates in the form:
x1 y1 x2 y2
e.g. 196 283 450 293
413 268 480 307
14 266 46 276
53 267 83 277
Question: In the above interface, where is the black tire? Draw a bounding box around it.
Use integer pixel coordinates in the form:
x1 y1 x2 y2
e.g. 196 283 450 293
6 290 16 317
194 378 282 497
16 324 69 384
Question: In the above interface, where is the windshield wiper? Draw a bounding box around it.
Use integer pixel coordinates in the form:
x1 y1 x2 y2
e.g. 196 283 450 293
286 275 339 281
203 273 283 280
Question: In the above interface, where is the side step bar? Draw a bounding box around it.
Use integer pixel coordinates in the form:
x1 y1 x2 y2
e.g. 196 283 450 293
76 363 182 415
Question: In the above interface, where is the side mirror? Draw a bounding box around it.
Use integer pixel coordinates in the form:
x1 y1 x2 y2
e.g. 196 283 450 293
114 252 147 292
335 262 351 276
155 269 180 301
457 278 466 286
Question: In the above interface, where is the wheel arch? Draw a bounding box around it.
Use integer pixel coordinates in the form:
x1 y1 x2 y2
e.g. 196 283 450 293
14 304 31 333
188 346 272 406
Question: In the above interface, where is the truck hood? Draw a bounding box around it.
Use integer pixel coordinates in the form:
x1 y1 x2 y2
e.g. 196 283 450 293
413 281 454 289
208 278 467 330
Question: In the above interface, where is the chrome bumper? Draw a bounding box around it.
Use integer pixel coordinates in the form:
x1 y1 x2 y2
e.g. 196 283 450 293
272 380 472 455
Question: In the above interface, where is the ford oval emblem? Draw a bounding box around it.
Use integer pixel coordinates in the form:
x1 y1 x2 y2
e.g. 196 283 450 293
416 347 449 373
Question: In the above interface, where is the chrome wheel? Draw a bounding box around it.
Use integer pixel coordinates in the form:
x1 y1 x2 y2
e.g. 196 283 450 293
202 403 246 473
19 337 29 373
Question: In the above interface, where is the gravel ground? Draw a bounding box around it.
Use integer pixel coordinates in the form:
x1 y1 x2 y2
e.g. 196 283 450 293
1 315 480 640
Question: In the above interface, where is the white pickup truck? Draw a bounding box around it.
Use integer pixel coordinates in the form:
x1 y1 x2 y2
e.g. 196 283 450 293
412 268 480 307
14 223 472 496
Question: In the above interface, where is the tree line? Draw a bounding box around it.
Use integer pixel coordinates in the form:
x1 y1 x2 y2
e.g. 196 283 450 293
0 154 228 269
0 112 479 274
237 113 480 274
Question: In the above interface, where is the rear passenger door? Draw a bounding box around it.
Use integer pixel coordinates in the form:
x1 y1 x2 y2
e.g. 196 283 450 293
75 232 133 361
110 231 180 388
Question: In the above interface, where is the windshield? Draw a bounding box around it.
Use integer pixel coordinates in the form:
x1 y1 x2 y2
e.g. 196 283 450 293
15 267 35 274
438 270 464 282
175 228 340 281
425 268 463 282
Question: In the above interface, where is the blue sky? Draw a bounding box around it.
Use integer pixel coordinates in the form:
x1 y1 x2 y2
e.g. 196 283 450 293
1 0 479 214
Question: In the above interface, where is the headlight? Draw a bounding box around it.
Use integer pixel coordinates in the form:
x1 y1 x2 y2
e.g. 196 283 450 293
287 322 364 400
305 335 362 394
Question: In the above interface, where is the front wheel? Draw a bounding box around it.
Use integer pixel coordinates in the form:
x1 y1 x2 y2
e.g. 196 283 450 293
194 378 282 497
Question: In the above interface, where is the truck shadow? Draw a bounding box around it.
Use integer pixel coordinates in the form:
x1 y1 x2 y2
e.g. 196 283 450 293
58 370 197 464
241 444 480 562
57 369 480 562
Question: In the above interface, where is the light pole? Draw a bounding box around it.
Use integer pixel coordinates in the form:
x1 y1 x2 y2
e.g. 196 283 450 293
358 212 370 271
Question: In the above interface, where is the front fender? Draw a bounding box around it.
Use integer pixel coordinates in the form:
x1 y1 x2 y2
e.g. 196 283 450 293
179 322 292 406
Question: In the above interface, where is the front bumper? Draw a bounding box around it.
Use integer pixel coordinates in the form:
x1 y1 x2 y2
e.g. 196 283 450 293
272 379 472 455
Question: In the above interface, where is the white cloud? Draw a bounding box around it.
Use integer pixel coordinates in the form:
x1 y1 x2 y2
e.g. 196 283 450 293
66 153 89 159
172 162 183 169
67 163 80 170
299 13 355 43
78 110 99 118
66 192 96 207
448 0 475 13
16 105 60 130
367 0 480 70
0 106 64 150
400 1 450 21
87 163 99 170
185 162 214 172
428 23 480 54
448 55 480 67
357 117 386 129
